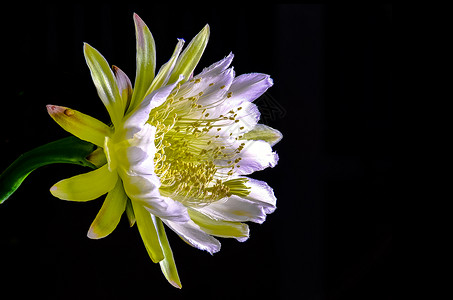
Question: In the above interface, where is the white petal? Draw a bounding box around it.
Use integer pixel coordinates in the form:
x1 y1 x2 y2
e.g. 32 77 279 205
214 139 278 176
228 73 273 105
198 196 267 224
196 52 234 79
236 140 279 175
163 219 221 254
174 53 234 104
196 67 235 107
120 172 189 223
143 196 189 223
243 177 277 214
126 123 157 174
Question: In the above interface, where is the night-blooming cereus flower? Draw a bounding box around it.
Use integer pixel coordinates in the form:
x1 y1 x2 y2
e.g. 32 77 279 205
46 14 282 288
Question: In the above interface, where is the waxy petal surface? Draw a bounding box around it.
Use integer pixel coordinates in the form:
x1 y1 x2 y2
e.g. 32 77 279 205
50 164 118 201
163 219 221 254
84 43 123 126
147 39 184 94
129 13 156 113
168 25 210 84
242 124 283 146
47 105 111 147
153 216 182 289
132 200 164 263
189 208 249 241
113 65 133 113
87 179 128 239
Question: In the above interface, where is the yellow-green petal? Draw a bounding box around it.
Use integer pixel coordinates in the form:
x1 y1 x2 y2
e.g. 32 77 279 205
87 179 127 239
167 24 210 85
85 148 108 168
188 208 249 240
153 216 182 289
241 124 283 146
50 164 118 201
129 13 156 113
84 43 123 126
146 39 184 95
132 201 164 263
47 105 111 147
125 198 136 227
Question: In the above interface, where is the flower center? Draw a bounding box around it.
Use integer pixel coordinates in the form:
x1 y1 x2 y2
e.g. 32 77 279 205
148 78 250 207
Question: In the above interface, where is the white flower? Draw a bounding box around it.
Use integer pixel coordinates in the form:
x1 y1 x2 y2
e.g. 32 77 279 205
46 13 282 288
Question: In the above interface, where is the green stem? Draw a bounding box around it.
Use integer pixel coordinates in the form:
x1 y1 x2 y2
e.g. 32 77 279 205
0 136 97 204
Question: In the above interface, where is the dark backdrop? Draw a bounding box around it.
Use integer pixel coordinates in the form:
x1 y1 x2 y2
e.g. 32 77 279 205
0 4 392 300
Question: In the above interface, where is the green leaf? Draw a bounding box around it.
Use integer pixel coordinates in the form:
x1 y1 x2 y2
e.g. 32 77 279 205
0 137 97 204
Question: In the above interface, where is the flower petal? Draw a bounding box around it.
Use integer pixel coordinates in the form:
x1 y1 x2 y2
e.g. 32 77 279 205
196 52 234 79
123 77 183 138
84 43 123 126
188 208 249 241
233 140 279 175
147 39 185 94
168 24 210 85
242 177 277 214
227 73 273 105
50 164 118 201
153 216 182 289
142 193 189 222
121 172 189 223
198 177 276 224
241 124 283 146
125 198 136 227
197 196 267 224
129 13 156 113
163 219 221 254
47 105 111 147
193 67 235 108
87 179 127 239
132 200 164 263
85 147 107 168
113 65 133 113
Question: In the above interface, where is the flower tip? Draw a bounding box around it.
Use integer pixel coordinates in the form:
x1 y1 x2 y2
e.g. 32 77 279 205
87 228 102 240
46 104 64 115
169 280 182 289
202 24 210 35
266 75 274 88
49 184 59 196
133 13 146 28
82 42 96 54
133 12 141 21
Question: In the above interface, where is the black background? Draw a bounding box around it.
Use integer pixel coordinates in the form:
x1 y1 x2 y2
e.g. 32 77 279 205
0 4 392 300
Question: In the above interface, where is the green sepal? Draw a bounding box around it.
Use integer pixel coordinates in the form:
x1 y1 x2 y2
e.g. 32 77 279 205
0 136 97 204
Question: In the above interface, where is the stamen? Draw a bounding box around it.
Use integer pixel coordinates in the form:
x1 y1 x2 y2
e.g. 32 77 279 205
147 77 255 207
